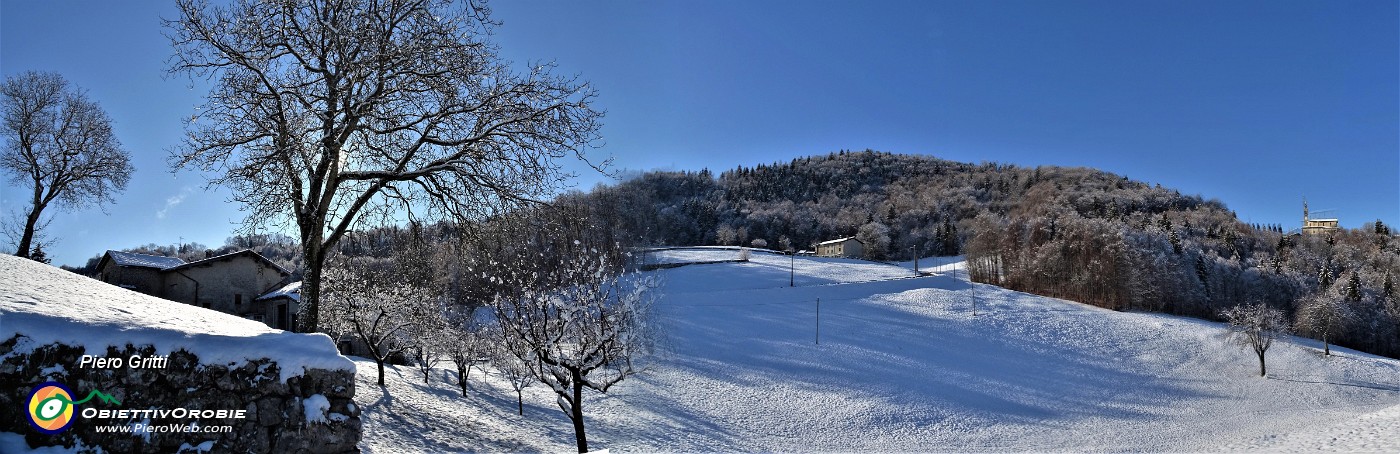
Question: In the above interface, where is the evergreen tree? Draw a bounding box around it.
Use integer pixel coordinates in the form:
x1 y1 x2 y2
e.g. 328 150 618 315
1345 272 1362 302
1319 263 1334 290
28 244 51 265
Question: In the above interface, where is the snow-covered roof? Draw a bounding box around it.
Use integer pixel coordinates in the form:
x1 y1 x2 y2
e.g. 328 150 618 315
0 254 350 382
104 250 187 269
817 237 862 246
163 249 291 276
257 281 301 302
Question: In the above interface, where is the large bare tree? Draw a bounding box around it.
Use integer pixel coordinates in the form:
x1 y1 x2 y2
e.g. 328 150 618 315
0 71 133 258
166 0 604 332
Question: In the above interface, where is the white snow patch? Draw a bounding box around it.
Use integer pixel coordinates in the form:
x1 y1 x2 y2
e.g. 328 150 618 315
303 394 331 424
37 364 65 378
176 440 215 453
0 255 352 382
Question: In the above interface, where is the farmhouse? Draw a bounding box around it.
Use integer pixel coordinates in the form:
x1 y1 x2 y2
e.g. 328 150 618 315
97 249 301 331
815 237 864 258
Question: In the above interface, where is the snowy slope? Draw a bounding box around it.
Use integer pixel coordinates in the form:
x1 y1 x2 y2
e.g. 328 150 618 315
0 254 351 381
356 252 1400 452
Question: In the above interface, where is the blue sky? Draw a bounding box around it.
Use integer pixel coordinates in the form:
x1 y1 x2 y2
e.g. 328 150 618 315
2 0 1396 267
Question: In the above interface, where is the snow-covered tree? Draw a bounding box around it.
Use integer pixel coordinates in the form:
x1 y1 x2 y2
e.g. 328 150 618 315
493 247 658 453
1222 303 1290 377
715 225 736 246
407 302 450 385
167 0 604 333
856 221 891 260
491 326 535 416
321 257 434 387
1295 293 1353 356
1345 272 1363 302
444 317 487 398
1 71 133 259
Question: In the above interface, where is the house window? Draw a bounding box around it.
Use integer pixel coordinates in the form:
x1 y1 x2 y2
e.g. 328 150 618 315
250 314 265 323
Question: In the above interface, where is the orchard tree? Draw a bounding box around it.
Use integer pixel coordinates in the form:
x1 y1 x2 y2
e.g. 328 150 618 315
1 71 133 258
490 325 535 416
1295 293 1352 356
167 0 604 332
493 240 657 453
444 317 487 397
320 257 432 387
1222 302 1290 377
407 302 450 385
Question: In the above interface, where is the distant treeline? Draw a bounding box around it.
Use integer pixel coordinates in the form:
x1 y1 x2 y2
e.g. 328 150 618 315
561 150 1400 359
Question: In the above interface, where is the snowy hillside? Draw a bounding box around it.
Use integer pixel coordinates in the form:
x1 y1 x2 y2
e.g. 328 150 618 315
0 254 351 381
357 248 1400 452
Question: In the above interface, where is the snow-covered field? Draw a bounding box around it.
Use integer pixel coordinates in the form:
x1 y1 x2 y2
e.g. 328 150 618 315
358 248 1400 452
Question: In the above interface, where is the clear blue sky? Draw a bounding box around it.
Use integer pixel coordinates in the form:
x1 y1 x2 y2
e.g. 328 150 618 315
2 0 1396 268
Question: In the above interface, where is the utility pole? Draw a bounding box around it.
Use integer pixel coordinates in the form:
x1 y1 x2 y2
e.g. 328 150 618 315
790 249 795 287
971 277 978 317
815 298 821 345
912 245 920 276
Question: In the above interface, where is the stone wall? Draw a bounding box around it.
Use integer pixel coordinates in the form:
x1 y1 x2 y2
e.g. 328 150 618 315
0 335 360 453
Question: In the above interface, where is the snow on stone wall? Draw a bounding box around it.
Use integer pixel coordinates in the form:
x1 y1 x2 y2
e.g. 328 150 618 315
0 255 359 452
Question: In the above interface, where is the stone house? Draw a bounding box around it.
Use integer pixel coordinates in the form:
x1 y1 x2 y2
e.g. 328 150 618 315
97 249 300 331
815 237 865 258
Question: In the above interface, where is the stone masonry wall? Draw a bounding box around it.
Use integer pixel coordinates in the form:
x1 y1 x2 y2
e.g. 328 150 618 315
0 335 360 453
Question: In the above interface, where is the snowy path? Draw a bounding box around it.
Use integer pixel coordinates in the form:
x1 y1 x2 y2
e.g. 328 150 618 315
357 251 1400 452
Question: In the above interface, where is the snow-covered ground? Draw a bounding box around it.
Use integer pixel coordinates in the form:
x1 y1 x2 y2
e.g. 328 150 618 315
357 249 1400 452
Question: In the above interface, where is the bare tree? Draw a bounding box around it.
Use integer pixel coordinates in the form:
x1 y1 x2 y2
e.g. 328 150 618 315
166 0 604 332
1295 292 1353 356
407 303 449 385
493 244 657 453
1222 302 1290 377
490 325 534 416
444 316 486 397
321 257 431 386
1 71 133 258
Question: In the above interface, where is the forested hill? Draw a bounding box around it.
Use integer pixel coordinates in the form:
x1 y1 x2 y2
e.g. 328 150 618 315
564 150 1400 358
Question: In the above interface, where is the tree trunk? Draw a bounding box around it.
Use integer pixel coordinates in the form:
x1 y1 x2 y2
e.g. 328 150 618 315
571 370 588 453
377 357 386 387
516 390 524 416
299 243 325 333
457 365 468 397
15 206 41 258
1323 334 1330 356
1256 350 1267 377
